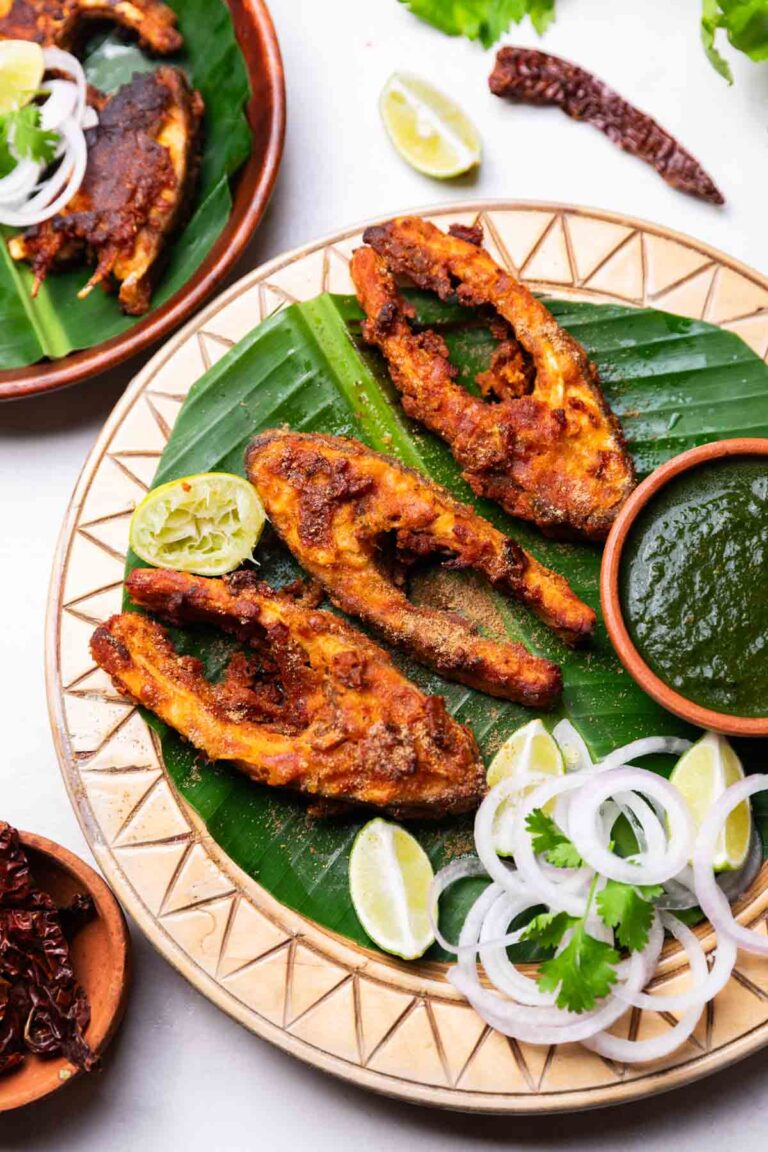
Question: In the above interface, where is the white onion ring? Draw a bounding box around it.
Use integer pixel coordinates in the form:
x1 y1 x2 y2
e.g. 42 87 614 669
473 775 541 897
42 47 87 124
429 857 488 954
617 916 736 1014
553 719 593 773
479 893 558 1007
585 915 705 1062
569 767 695 885
512 775 595 915
616 791 668 858
0 157 41 204
39 79 78 131
693 775 768 956
449 934 655 1046
0 49 92 227
0 119 87 226
595 737 692 774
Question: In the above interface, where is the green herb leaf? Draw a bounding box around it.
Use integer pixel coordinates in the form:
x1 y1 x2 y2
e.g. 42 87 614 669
701 0 768 80
538 927 620 1013
525 809 583 868
0 132 14 179
519 910 574 950
596 879 662 952
397 0 556 47
6 105 58 166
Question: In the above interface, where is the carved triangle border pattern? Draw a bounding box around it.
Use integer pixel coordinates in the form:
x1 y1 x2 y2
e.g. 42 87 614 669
47 203 768 1113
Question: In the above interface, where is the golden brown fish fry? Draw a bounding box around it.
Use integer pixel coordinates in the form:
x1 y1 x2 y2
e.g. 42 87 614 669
246 430 597 710
356 216 635 541
9 68 203 315
0 0 182 53
92 570 485 820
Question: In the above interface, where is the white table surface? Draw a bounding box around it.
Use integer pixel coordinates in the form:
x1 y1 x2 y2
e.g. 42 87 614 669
1 0 767 1146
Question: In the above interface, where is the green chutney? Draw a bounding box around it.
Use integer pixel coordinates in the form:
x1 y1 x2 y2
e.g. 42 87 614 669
620 456 768 717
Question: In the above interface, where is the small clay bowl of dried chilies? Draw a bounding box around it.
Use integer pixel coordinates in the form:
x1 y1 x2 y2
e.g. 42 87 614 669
0 822 130 1111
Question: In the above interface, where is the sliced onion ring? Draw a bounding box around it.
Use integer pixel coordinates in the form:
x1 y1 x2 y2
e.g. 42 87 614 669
596 736 692 774
568 767 695 886
693 774 768 956
479 893 558 1007
512 775 594 916
553 719 592 773
616 917 736 1014
429 857 488 954
585 915 705 1062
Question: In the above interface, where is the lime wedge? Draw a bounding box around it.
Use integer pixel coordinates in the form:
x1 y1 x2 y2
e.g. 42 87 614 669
349 819 435 959
379 72 481 179
670 732 751 872
0 41 45 114
129 473 265 576
487 719 564 856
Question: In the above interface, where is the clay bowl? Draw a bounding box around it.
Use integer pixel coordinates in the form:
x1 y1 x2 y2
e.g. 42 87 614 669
0 832 130 1112
0 0 285 401
601 437 768 738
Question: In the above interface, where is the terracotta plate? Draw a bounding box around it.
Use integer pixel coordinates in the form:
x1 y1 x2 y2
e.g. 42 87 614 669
0 0 285 401
46 203 768 1113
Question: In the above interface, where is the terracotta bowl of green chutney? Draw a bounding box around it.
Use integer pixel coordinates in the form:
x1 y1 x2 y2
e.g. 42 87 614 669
601 438 768 738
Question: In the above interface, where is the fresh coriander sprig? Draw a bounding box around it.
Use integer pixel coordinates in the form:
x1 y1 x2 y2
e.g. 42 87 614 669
597 878 663 952
525 808 583 868
520 873 619 1012
520 808 661 1012
0 104 58 179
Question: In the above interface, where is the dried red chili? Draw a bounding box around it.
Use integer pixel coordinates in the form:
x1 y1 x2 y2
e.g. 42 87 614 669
489 48 724 206
0 823 95 1075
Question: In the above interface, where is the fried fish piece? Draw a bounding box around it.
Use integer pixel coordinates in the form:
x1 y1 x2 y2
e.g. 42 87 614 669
246 430 597 709
92 570 485 819
8 67 203 314
0 0 182 53
355 216 635 541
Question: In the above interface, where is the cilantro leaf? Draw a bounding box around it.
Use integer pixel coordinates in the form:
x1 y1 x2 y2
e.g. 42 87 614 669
0 131 14 179
537 927 620 1013
525 808 583 869
596 879 662 952
519 910 574 950
397 0 556 48
9 105 58 166
701 0 768 82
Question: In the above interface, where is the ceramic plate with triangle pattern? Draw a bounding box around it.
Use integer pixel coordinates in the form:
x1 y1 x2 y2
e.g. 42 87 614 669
47 202 768 1112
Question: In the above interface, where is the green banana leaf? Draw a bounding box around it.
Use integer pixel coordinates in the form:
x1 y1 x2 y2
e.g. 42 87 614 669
0 0 251 370
125 293 768 960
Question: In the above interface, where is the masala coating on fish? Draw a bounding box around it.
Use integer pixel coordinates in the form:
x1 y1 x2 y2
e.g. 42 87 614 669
92 570 485 820
354 217 635 541
0 0 182 53
9 67 203 314
247 430 597 709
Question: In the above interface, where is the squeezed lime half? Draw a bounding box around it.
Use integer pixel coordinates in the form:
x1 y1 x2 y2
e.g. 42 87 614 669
129 472 266 576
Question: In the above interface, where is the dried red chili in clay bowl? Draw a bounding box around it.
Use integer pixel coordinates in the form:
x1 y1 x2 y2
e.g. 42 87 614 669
0 832 130 1112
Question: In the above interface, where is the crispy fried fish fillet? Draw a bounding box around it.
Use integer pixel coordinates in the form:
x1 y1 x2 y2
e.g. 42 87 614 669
246 430 597 709
355 217 635 541
9 67 202 314
92 570 485 819
0 0 182 53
